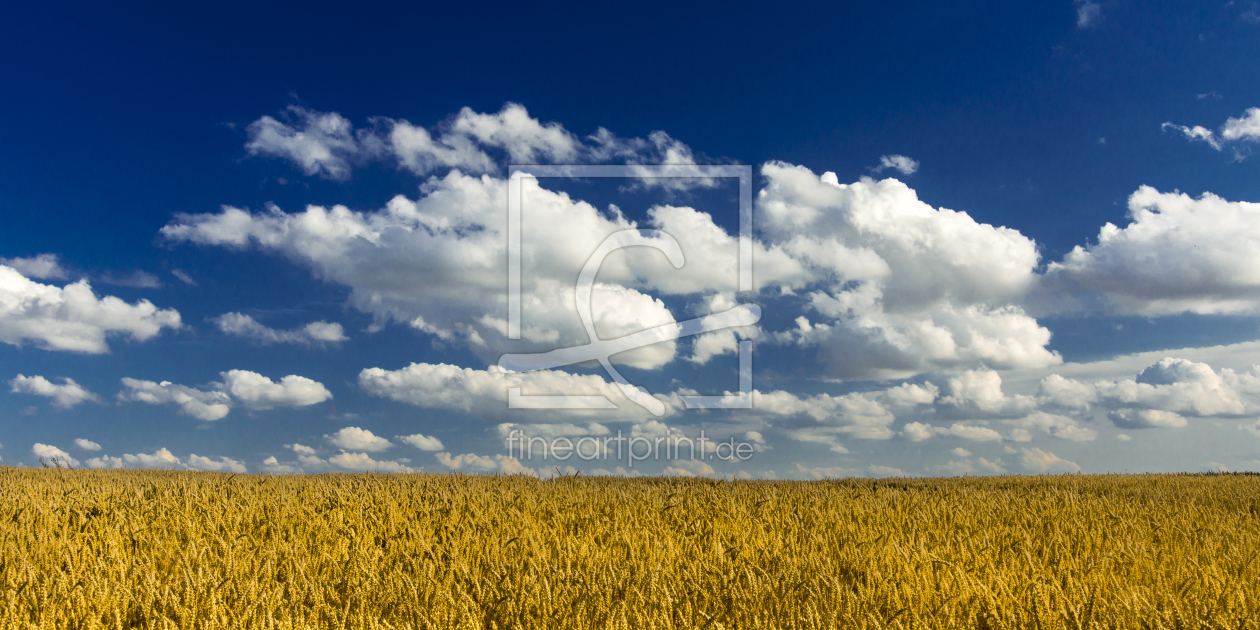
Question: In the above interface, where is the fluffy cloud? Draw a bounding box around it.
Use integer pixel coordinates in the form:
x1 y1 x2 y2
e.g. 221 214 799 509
1045 187 1260 315
326 427 392 452
663 459 715 477
186 454 248 473
32 443 79 467
74 438 101 451
901 422 1003 442
85 448 182 470
326 452 414 473
0 265 181 353
434 451 534 475
221 370 332 410
757 163 1058 378
874 154 918 175
1005 412 1097 442
162 173 686 368
213 312 347 344
10 374 101 408
360 363 677 420
0 254 66 279
244 106 375 180
1019 447 1081 473
119 378 233 421
396 433 444 451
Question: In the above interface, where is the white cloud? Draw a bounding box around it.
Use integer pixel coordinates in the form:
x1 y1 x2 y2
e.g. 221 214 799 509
86 448 183 470
1117 433 1132 441
1222 107 1260 142
976 457 1006 473
32 443 79 467
244 106 373 180
326 427 392 452
0 254 67 279
0 265 182 353
10 374 101 408
171 269 197 285
396 433 444 451
757 163 1058 379
663 459 716 477
119 378 232 421
162 174 685 369
901 422 1003 442
868 464 909 477
1162 107 1260 153
187 454 247 473
221 370 331 410
875 154 919 175
1005 412 1097 442
1019 447 1081 473
435 451 534 475
360 363 676 420
1075 0 1101 28
792 463 859 479
1045 187 1260 315
1108 409 1187 429
213 312 347 344
327 451 414 473
951 447 971 457
74 438 101 451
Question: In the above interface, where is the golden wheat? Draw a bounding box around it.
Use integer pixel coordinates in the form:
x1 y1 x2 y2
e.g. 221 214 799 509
1 468 1258 629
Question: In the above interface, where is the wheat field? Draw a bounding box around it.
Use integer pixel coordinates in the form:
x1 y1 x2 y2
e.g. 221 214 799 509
2 468 1258 629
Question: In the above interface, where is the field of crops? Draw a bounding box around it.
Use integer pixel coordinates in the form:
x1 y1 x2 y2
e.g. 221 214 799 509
2 469 1259 629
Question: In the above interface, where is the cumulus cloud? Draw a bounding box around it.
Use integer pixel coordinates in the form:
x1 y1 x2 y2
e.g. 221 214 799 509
360 363 677 420
74 438 101 451
435 451 534 475
119 378 233 421
1019 447 1081 473
162 174 689 369
0 265 182 353
874 154 918 175
1045 187 1260 315
396 433 444 451
221 370 331 410
0 254 67 279
245 106 376 180
326 451 414 473
663 459 716 477
901 422 1003 442
757 163 1058 379
10 374 101 408
187 454 247 473
326 426 392 452
32 443 79 467
85 448 182 470
213 312 348 344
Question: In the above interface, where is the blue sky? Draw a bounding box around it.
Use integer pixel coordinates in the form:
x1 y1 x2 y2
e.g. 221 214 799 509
3 0 1260 477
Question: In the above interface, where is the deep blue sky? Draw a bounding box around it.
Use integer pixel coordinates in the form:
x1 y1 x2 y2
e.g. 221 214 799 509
2 0 1259 477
